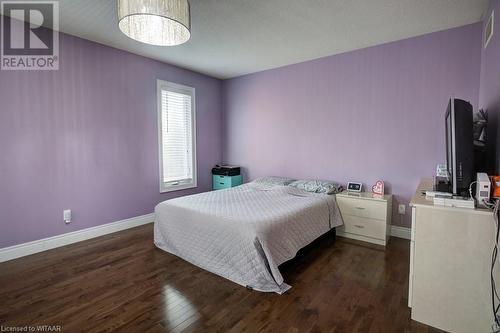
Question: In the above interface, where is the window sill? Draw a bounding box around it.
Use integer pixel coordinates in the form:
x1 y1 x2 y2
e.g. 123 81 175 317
160 182 197 193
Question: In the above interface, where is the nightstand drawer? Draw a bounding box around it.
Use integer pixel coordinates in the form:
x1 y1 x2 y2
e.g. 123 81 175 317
341 215 386 240
337 197 387 220
336 191 392 246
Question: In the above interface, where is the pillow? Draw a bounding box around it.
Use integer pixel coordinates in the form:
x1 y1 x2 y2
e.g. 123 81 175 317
252 176 296 186
288 180 342 195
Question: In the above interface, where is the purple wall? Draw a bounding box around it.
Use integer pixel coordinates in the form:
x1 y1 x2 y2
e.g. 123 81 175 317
222 23 482 227
479 0 500 173
0 33 222 248
0 18 490 248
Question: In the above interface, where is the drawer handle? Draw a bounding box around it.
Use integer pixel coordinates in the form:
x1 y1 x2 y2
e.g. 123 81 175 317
355 207 365 210
354 224 365 229
220 182 225 185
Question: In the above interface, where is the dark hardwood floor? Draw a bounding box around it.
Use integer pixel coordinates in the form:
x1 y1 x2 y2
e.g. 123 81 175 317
0 224 442 332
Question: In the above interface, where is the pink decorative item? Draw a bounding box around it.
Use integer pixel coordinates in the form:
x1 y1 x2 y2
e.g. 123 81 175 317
372 180 385 195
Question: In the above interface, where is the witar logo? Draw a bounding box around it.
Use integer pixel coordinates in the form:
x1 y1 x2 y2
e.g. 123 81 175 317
1 1 59 70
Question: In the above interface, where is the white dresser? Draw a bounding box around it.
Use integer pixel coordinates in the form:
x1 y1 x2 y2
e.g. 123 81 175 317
409 178 497 332
336 191 392 246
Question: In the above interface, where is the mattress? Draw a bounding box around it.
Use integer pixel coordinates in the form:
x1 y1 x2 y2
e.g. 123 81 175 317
154 182 343 293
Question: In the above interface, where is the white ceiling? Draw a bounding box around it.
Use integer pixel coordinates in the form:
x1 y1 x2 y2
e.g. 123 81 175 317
40 1 491 78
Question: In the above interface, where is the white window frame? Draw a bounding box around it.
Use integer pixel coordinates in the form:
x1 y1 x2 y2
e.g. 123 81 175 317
157 79 197 193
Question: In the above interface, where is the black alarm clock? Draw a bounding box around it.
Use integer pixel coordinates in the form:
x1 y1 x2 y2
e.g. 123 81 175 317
347 182 363 192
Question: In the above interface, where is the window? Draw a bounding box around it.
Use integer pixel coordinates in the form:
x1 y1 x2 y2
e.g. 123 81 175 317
157 80 196 192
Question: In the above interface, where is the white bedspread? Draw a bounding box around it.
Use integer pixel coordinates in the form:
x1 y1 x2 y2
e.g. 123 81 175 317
154 183 343 293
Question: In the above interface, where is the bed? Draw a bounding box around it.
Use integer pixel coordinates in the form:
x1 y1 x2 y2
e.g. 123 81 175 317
154 181 343 293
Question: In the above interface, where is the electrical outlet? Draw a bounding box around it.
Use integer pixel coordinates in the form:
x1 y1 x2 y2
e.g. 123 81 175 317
63 209 72 224
398 204 406 215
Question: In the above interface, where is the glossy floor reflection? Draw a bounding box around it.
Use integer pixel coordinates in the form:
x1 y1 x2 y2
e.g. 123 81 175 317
163 286 200 330
0 224 443 332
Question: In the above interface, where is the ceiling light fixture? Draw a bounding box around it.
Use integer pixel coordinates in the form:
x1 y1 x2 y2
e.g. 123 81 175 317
117 0 191 46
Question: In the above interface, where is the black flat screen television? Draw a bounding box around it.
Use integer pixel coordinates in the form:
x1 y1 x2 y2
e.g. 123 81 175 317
445 98 474 196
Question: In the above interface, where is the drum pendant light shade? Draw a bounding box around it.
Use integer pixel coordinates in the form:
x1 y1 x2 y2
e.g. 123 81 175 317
117 0 191 46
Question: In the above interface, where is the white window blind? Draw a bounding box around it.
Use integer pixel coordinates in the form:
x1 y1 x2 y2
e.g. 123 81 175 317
157 80 196 192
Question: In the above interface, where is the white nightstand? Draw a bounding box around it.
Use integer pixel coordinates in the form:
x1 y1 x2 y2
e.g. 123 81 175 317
336 191 392 246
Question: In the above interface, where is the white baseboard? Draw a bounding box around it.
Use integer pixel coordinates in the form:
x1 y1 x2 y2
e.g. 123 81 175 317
390 225 411 240
0 213 155 263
